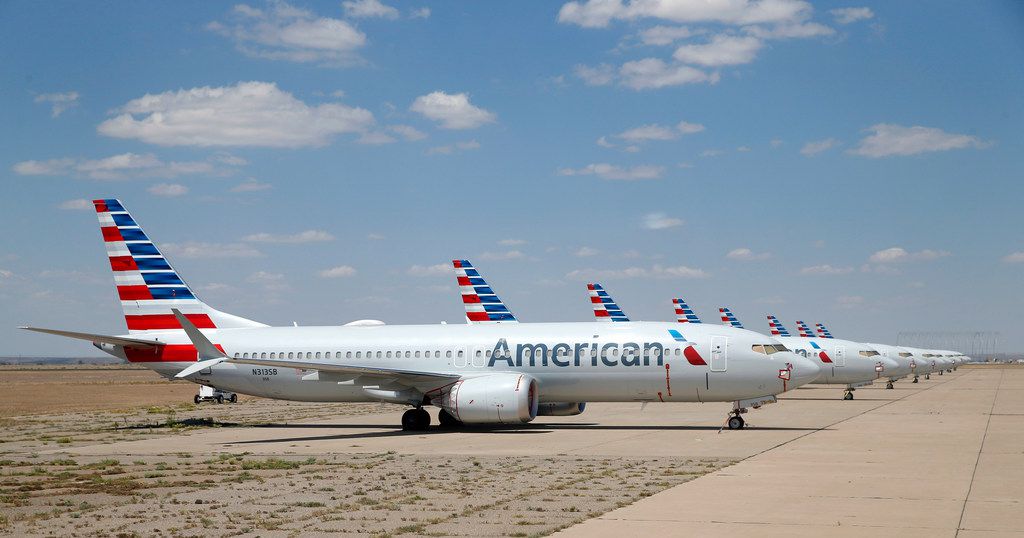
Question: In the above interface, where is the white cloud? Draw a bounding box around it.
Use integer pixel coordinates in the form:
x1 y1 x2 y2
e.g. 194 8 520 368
57 199 91 210
499 239 527 246
574 246 600 257
0 269 13 279
736 145 751 152
231 180 272 192
389 124 427 141
1003 252 1024 263
357 131 396 145
407 263 450 276
427 140 481 155
209 2 366 65
676 120 706 134
700 149 724 157
642 213 683 230
410 7 431 19
727 247 771 261
34 91 79 117
13 152 240 180
247 271 289 291
619 58 719 90
343 0 399 19
243 230 335 243
831 7 874 24
558 163 665 180
566 264 709 280
673 34 763 66
614 120 704 144
596 136 615 148
478 250 525 261
162 242 263 259
800 138 839 156
318 265 357 278
745 21 833 39
98 81 375 148
147 183 189 197
574 63 616 86
558 0 813 28
410 91 496 130
800 264 854 275
770 138 784 147
638 25 698 45
868 247 950 263
850 124 987 158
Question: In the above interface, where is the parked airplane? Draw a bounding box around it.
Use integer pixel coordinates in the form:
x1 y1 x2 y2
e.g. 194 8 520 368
811 323 914 389
763 316 898 399
21 199 820 431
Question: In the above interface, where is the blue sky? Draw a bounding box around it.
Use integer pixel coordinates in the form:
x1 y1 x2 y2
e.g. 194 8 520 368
2 1 1023 356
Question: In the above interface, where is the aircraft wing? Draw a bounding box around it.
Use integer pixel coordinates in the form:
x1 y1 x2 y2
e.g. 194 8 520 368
19 327 165 348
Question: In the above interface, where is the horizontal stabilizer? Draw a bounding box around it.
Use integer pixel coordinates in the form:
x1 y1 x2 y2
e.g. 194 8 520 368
19 327 165 348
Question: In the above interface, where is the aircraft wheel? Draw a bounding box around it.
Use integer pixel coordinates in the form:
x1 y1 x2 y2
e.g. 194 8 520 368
886 382 894 389
402 408 431 431
925 374 930 380
912 377 919 384
843 392 854 400
229 394 237 404
194 395 201 405
216 395 224 404
727 416 745 430
438 409 462 428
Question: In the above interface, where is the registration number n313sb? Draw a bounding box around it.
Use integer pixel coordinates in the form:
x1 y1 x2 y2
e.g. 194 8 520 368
251 368 278 376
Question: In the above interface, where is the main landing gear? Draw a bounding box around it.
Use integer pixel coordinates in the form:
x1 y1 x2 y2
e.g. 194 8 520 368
401 407 431 431
437 409 463 428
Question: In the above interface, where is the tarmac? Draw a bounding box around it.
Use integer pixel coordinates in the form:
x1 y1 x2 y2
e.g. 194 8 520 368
55 365 1021 536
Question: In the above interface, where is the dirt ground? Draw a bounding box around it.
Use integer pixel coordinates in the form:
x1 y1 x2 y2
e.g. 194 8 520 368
0 365 730 537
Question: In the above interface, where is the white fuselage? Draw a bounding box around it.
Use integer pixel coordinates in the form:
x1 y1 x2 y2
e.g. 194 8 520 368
865 343 916 380
102 321 820 404
776 336 896 385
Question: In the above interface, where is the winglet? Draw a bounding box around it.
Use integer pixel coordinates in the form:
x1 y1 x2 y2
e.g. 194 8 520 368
795 320 814 338
719 307 744 329
171 308 227 361
672 298 701 323
588 283 630 322
815 323 834 338
767 315 791 337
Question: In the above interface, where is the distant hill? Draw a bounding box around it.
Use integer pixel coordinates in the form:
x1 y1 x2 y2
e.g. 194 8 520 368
0 356 122 365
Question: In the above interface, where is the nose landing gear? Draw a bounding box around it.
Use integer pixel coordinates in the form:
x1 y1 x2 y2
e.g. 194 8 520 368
727 415 745 430
886 381 895 390
722 395 777 431
843 391 854 400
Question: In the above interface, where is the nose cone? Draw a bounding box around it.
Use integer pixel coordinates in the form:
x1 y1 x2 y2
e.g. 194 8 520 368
785 353 821 387
880 357 900 376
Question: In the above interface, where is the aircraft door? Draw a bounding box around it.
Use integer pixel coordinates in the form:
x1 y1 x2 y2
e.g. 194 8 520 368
710 336 727 372
834 346 846 366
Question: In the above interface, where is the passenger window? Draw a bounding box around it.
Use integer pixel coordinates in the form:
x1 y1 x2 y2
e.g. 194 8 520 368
435 351 441 358
376 351 382 359
261 352 267 359
457 350 464 358
403 351 409 358
675 348 682 356
386 351 392 358
486 350 492 358
355 351 361 358
446 350 452 358
243 352 249 358
315 352 320 359
270 352 276 359
612 348 619 357
415 351 421 358
345 352 351 359
475 350 481 358
233 353 239 358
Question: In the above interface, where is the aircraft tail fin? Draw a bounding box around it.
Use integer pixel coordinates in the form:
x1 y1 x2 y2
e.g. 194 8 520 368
719 307 744 329
587 283 630 322
92 198 266 334
795 320 814 338
767 315 791 337
452 259 518 323
672 298 701 323
815 323 834 338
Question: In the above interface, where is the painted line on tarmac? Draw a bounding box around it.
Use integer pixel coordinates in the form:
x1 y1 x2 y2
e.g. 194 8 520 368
955 368 1003 537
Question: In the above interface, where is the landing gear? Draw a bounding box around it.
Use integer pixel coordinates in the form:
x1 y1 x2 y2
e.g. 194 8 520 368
939 370 944 375
886 381 894 390
912 376 919 384
437 409 462 428
727 415 745 430
843 391 854 400
401 408 431 431
925 374 930 380
721 395 775 432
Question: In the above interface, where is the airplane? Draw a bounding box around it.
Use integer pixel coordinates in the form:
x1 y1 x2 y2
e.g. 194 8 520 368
21 199 821 431
763 315 899 400
811 323 915 389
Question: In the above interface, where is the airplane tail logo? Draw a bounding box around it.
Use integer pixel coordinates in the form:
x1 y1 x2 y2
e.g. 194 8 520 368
672 298 701 323
796 320 814 338
453 260 518 323
588 283 630 322
719 307 744 329
809 341 833 363
767 315 791 337
93 199 264 334
815 323 834 338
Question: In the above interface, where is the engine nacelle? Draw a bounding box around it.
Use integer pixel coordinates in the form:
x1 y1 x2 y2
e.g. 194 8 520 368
435 374 538 424
537 402 587 416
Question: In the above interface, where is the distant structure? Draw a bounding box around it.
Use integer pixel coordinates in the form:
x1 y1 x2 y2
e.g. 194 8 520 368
896 331 1000 361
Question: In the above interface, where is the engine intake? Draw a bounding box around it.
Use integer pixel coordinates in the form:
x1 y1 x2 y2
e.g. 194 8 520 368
537 402 587 416
435 374 538 424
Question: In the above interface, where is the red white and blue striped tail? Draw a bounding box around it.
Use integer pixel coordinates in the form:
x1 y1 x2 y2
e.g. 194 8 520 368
452 259 518 323
795 320 815 338
588 283 630 322
719 307 744 329
93 199 265 334
767 315 791 337
672 298 701 323
815 323 835 338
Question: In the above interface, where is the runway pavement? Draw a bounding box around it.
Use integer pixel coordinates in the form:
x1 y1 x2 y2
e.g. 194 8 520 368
51 366 1020 536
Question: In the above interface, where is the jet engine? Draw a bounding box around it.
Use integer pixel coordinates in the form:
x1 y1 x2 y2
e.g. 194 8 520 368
537 402 587 416
434 373 538 424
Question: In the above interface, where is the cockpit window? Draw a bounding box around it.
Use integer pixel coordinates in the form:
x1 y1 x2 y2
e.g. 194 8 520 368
898 352 912 357
773 344 789 353
752 344 765 354
752 344 788 355
859 350 880 357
